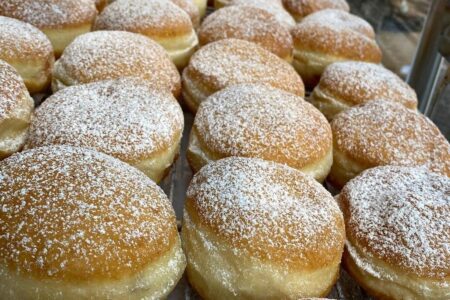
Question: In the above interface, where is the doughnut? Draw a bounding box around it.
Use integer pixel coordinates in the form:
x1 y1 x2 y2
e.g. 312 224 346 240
52 31 181 97
310 61 418 120
0 16 54 94
329 99 450 189
182 38 304 113
25 78 183 183
171 0 201 28
0 60 34 160
291 9 382 88
338 166 450 299
215 0 282 9
228 0 295 29
198 5 293 61
0 0 97 57
193 0 207 17
187 84 332 182
282 0 349 21
0 145 186 299
94 0 199 69
182 157 345 299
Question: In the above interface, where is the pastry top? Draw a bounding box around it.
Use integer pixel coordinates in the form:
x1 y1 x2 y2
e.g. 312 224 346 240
171 0 200 28
283 0 349 19
53 31 180 96
291 9 381 62
0 0 97 29
94 0 193 38
26 78 184 163
229 0 295 29
331 100 450 176
317 61 417 108
198 6 293 59
194 84 331 169
186 157 345 269
0 145 178 281
0 59 33 120
340 166 450 279
184 38 304 97
0 16 54 60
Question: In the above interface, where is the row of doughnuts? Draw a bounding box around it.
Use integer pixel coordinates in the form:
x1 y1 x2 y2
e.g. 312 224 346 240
0 0 449 299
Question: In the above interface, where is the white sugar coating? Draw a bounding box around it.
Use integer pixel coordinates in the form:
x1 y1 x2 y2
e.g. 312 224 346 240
320 61 417 107
54 31 180 94
95 0 192 34
199 5 292 57
0 60 29 119
301 9 374 38
0 145 177 280
0 0 97 28
332 100 450 176
0 16 53 60
26 78 184 163
186 38 304 96
229 0 295 29
283 0 349 17
342 166 450 278
194 84 331 167
187 157 344 265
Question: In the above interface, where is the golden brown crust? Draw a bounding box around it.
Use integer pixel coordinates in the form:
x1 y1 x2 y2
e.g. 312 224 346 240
283 0 349 20
331 100 450 177
192 84 331 170
291 10 381 62
183 38 304 103
53 31 181 97
198 6 293 60
0 146 178 281
94 0 193 39
339 166 450 279
316 61 417 108
171 0 200 28
185 157 345 270
0 0 97 29
95 0 108 11
0 60 31 120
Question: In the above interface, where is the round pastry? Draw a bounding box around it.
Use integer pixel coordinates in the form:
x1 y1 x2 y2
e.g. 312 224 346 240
182 157 345 299
282 0 349 21
329 99 450 189
338 166 450 299
228 0 295 29
187 84 332 182
171 0 201 28
0 0 97 57
52 31 181 97
25 78 183 183
291 9 382 88
215 0 282 9
0 16 54 93
0 145 186 299
94 0 199 69
193 0 207 17
198 6 293 61
182 38 304 113
0 60 34 160
310 61 418 120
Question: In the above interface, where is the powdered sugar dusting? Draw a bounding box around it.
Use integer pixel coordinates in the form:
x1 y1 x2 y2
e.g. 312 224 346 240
283 0 349 18
187 157 344 266
332 100 450 176
229 0 295 29
54 31 180 95
0 16 53 60
194 84 330 168
0 145 177 280
186 38 304 96
342 166 450 278
199 6 292 58
0 60 28 119
320 61 417 107
95 0 192 35
0 0 97 28
26 78 183 163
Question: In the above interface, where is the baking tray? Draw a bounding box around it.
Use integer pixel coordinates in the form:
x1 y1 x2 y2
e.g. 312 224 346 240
161 111 374 300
